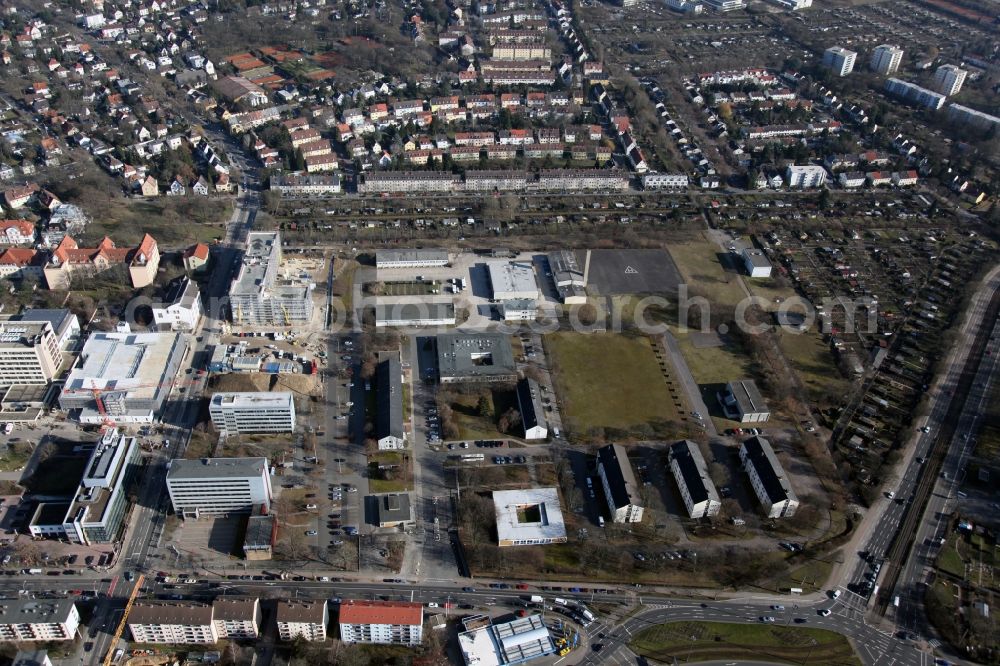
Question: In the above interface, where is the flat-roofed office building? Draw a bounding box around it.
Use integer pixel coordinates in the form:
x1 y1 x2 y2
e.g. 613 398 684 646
166 457 272 518
209 392 296 433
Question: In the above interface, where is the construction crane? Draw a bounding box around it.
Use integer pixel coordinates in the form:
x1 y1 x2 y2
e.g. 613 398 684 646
103 573 145 666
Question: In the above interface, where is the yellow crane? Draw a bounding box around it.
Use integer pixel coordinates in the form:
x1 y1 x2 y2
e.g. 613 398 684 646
103 574 145 666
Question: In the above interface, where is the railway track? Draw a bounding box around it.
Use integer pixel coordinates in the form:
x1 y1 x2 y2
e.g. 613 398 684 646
873 284 1000 616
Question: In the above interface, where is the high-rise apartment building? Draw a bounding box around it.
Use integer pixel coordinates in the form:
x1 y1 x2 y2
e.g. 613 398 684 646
870 45 903 75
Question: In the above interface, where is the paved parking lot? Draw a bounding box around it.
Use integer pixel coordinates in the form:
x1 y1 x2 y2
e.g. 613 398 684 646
585 249 683 295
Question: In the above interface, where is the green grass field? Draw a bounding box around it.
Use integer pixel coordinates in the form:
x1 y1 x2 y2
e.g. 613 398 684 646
545 332 676 433
630 621 860 666
674 330 753 385
778 328 850 404
668 234 746 310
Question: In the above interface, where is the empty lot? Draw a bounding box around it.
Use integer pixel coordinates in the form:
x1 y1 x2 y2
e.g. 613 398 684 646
545 332 679 436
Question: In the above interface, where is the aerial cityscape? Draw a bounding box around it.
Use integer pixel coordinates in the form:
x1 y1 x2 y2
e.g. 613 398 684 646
0 0 995 663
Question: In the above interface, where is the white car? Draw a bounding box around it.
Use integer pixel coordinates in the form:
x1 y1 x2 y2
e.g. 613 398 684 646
305 530 318 536
818 609 832 617
305 504 317 510
771 605 785 611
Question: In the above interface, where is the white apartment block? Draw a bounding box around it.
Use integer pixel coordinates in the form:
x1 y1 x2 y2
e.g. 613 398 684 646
739 436 799 519
785 165 828 188
209 392 296 433
870 45 903 76
128 602 218 644
0 321 62 386
668 440 722 519
823 47 856 76
597 444 644 524
212 597 261 639
276 600 328 642
0 599 80 642
338 601 423 646
884 78 946 110
934 64 967 96
166 457 273 518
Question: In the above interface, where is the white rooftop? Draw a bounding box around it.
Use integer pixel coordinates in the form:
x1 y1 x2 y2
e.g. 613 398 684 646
487 262 538 297
493 487 566 545
211 392 294 409
63 332 180 399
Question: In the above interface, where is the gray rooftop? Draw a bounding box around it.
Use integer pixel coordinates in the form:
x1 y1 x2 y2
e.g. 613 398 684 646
742 436 797 505
742 249 772 268
547 250 586 287
669 440 720 507
725 380 768 415
375 493 412 524
375 249 449 266
436 333 517 382
167 457 268 480
0 321 54 349
230 232 280 299
597 444 641 512
129 600 213 627
0 598 76 624
376 357 404 442
164 277 200 309
516 378 547 433
375 302 455 324
12 308 76 337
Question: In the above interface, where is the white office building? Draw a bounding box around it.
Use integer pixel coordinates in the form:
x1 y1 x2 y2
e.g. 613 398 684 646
152 278 203 332
10 308 80 351
166 457 273 518
934 64 967 96
823 47 856 76
0 321 62 386
668 440 722 519
209 392 296 433
870 45 903 76
785 165 828 188
338 600 423 646
739 436 799 518
487 261 539 300
0 599 80 642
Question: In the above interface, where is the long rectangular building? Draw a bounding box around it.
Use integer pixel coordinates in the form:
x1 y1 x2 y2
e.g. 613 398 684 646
338 600 423 646
375 302 456 327
128 597 261 644
739 436 798 518
597 444 643 523
516 377 547 440
358 171 459 194
375 249 449 269
376 357 405 450
436 333 518 384
61 428 141 544
166 457 272 518
668 440 721 518
209 392 296 433
0 599 80 642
